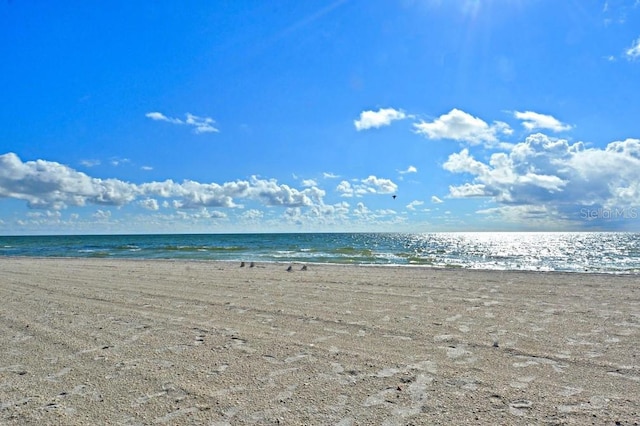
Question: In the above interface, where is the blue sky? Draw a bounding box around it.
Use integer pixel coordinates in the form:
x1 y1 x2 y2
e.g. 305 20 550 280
2 0 640 234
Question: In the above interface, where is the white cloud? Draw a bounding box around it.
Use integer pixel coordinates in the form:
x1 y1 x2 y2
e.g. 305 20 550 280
406 200 424 211
241 209 264 221
194 208 227 219
336 180 354 197
139 198 160 211
0 152 329 213
431 195 443 204
110 157 130 167
413 108 512 145
323 172 339 179
354 108 407 131
247 176 325 207
442 148 490 176
626 37 640 60
336 175 398 197
142 179 241 209
448 183 487 197
399 165 418 174
80 159 100 167
283 201 351 229
0 153 139 210
145 112 178 122
185 113 219 134
301 179 318 187
353 202 371 216
146 112 219 134
514 111 572 132
361 176 398 194
442 134 640 224
93 210 112 220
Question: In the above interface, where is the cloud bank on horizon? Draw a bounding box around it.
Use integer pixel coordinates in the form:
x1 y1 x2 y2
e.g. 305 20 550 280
2 106 639 233
1 0 639 233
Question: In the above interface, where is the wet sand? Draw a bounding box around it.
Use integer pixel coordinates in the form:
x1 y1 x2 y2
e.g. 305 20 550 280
1 257 638 425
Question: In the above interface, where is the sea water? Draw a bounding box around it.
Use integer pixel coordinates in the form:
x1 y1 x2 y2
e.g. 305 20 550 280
1 232 639 274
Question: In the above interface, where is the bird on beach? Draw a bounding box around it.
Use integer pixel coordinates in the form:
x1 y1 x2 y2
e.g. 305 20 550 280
240 261 245 267
301 265 307 271
286 265 293 272
250 261 255 268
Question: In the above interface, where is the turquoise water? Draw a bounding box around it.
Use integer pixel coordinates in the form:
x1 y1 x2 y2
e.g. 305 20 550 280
1 232 640 274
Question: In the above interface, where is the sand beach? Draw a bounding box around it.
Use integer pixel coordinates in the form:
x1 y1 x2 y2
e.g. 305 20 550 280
1 257 638 425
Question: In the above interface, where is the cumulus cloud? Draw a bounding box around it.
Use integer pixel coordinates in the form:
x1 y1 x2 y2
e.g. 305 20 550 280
241 209 264 221
353 202 371 216
145 112 178 122
194 208 227 219
354 108 407 131
146 112 219 134
625 36 640 60
246 176 325 207
336 176 398 197
406 200 424 211
399 165 417 174
93 210 112 220
361 176 397 194
514 111 572 132
413 109 512 145
142 179 244 209
139 198 160 211
0 153 138 210
336 181 354 197
185 113 218 134
279 201 352 229
442 134 640 224
0 152 328 213
448 183 487 198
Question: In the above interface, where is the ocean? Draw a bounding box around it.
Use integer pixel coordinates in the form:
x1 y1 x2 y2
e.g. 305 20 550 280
1 232 640 274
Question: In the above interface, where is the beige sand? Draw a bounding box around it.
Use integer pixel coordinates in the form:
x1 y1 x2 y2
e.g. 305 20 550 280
0 257 638 425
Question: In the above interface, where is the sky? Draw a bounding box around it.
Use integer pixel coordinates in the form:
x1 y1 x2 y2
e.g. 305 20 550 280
1 0 640 235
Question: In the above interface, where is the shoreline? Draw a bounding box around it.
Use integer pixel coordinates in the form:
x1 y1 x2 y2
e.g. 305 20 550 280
3 232 640 275
1 257 638 424
2 254 640 276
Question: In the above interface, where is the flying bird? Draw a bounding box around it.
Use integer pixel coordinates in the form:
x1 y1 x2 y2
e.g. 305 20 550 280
392 195 397 199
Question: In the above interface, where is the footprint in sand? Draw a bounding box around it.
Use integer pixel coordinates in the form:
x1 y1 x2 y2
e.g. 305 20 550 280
229 335 256 353
275 385 297 402
559 386 583 397
284 353 308 363
331 362 344 374
510 375 536 389
375 367 400 378
46 367 71 382
446 313 463 322
362 388 396 407
445 345 477 364
509 399 533 416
